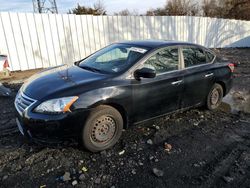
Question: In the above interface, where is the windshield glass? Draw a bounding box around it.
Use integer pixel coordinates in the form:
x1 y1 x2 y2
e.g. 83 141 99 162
79 44 150 74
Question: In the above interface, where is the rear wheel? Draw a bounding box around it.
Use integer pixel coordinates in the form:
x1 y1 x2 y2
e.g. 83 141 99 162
82 105 123 152
206 83 224 110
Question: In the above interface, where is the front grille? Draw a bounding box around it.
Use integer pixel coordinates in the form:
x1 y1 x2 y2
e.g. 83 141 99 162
15 91 36 115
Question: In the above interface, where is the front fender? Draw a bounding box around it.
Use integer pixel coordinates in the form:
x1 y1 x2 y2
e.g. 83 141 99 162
73 86 132 112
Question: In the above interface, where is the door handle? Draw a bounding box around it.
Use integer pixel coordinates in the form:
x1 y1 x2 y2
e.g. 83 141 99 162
205 73 214 78
171 80 183 85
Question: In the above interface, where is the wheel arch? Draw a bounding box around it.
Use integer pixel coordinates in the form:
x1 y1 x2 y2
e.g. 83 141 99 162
96 102 129 129
215 81 226 96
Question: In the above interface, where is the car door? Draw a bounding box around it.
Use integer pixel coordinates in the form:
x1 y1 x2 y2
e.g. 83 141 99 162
180 46 216 108
131 46 185 122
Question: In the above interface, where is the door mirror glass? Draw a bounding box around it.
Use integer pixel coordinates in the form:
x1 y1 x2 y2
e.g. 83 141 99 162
134 67 156 80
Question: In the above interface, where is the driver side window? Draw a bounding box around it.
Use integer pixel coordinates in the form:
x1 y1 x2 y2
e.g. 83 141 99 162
143 47 179 74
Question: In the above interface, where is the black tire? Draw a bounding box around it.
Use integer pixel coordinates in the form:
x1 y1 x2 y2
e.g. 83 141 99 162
82 105 123 152
206 83 224 110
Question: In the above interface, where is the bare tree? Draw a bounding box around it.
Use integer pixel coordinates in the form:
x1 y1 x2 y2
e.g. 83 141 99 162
146 8 167 16
114 9 140 16
202 0 220 17
146 0 250 20
166 0 199 16
222 0 250 20
202 0 250 20
145 9 155 16
114 9 130 16
146 0 199 16
68 0 106 15
93 0 106 15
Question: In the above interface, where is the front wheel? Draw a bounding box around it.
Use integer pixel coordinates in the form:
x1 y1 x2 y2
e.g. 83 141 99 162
82 105 123 152
206 83 224 110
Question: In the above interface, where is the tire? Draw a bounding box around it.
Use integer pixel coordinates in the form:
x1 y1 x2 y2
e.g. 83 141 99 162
206 83 224 110
82 105 123 152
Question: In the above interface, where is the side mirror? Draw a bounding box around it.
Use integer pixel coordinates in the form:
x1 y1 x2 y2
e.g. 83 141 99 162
74 60 81 65
134 67 156 80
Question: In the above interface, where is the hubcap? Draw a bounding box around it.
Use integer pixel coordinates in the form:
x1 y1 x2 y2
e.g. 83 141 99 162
211 89 220 105
91 116 116 143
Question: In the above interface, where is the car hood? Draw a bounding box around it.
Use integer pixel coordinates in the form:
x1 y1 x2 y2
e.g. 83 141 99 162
21 65 108 100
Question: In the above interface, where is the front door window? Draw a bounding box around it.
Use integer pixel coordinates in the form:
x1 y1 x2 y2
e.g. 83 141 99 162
143 47 179 74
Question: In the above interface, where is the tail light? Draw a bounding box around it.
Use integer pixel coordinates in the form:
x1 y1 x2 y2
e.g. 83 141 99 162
228 63 235 73
3 59 9 69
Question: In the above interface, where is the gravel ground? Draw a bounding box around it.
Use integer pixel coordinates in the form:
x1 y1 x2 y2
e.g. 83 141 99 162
0 48 249 188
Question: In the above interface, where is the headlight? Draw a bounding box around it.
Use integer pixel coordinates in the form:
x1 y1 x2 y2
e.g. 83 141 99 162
34 96 78 113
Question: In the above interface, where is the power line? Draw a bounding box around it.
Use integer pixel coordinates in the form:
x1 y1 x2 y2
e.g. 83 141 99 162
32 0 58 14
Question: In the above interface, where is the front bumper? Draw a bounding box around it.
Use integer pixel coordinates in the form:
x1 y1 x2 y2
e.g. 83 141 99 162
15 108 90 143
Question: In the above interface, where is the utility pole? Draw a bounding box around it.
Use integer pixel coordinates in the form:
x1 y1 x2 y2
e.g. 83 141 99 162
32 0 58 14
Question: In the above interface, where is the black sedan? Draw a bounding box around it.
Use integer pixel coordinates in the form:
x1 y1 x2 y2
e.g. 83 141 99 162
15 40 234 152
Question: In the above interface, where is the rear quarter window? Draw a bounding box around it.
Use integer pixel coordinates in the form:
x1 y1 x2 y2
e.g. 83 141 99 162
205 51 215 63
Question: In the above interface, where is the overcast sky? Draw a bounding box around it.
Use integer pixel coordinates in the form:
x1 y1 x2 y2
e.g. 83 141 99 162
0 0 167 14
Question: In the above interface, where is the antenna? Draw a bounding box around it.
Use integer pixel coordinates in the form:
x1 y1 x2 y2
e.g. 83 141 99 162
32 0 58 14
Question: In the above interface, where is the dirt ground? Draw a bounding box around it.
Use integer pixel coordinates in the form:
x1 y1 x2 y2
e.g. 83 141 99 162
0 69 42 84
0 48 249 188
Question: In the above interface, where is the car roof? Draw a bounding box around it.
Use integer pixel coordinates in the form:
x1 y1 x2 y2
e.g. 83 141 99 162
117 40 204 49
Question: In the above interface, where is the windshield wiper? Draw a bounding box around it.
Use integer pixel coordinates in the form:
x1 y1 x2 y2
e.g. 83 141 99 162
80 65 102 73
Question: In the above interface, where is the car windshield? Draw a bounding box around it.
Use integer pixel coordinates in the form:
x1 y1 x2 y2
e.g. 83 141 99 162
79 44 150 74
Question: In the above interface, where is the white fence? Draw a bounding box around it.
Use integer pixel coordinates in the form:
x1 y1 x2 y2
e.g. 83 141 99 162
0 12 250 71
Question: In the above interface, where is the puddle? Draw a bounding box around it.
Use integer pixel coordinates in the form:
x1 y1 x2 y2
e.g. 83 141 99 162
220 89 250 114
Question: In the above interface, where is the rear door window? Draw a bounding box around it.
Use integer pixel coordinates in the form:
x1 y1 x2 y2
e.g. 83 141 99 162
182 47 207 68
